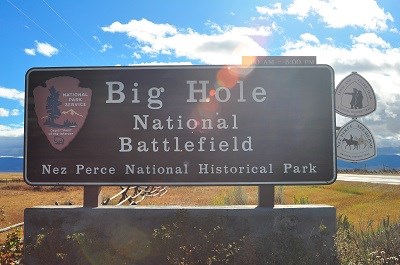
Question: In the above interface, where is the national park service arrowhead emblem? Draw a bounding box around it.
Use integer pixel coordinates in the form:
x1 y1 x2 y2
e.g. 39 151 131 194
335 72 376 118
33 76 92 151
336 120 377 162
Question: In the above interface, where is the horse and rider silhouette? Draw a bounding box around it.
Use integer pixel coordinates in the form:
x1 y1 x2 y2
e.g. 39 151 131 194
342 135 359 150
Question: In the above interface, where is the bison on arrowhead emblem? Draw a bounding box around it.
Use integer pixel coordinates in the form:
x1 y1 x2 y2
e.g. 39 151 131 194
33 76 92 151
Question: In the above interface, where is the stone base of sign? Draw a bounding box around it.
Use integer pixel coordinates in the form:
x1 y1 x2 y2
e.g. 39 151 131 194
24 205 336 264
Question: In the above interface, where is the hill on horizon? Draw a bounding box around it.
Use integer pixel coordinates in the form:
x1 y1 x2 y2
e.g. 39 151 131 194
337 154 400 170
0 157 23 172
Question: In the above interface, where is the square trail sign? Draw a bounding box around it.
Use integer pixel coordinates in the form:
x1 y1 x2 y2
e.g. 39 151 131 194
24 65 336 186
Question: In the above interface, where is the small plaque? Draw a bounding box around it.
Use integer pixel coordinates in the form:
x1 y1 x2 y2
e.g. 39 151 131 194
335 72 376 118
336 119 377 162
242 56 316 66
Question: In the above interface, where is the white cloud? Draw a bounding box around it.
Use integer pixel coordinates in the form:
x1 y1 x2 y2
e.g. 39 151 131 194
102 18 271 64
0 125 24 137
25 41 59 57
283 33 400 76
35 41 58 57
257 0 394 31
133 52 141 59
205 20 223 33
93 35 101 43
24 48 36 56
99 43 112 53
102 18 177 42
0 86 25 105
0 108 19 117
0 108 9 117
286 0 394 31
11 109 20 116
351 33 390 48
93 35 113 53
130 61 193 66
299 33 320 44
256 3 284 16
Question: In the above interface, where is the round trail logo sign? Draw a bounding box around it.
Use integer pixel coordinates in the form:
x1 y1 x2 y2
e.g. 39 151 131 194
336 119 376 162
335 72 376 118
33 76 92 151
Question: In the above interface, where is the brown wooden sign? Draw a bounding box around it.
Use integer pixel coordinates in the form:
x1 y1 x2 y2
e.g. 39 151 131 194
24 65 336 185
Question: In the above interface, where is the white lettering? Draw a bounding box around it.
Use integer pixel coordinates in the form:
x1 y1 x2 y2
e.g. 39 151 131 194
215 87 230 102
119 137 133 152
75 165 116 175
187 80 208 102
41 165 67 175
187 80 267 103
252 87 267 102
148 87 164 109
106 81 125 103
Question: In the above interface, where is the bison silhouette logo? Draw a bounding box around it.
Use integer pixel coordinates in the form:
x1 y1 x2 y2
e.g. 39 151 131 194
33 76 92 151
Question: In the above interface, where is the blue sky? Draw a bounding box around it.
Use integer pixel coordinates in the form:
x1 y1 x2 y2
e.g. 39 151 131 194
0 0 399 156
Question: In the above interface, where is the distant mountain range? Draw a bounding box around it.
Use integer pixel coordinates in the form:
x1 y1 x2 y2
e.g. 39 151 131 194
337 147 400 170
0 157 23 172
1 148 400 172
337 154 400 170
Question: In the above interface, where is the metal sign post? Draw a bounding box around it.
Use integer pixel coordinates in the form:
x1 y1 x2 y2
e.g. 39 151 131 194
83 186 102 207
258 185 275 207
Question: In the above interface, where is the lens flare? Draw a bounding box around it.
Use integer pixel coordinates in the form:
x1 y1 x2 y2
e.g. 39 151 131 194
216 65 255 90
196 97 220 117
242 56 258 67
216 66 239 89
209 89 216 97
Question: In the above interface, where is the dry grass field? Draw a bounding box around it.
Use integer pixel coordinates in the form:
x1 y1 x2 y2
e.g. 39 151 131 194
1 172 400 243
